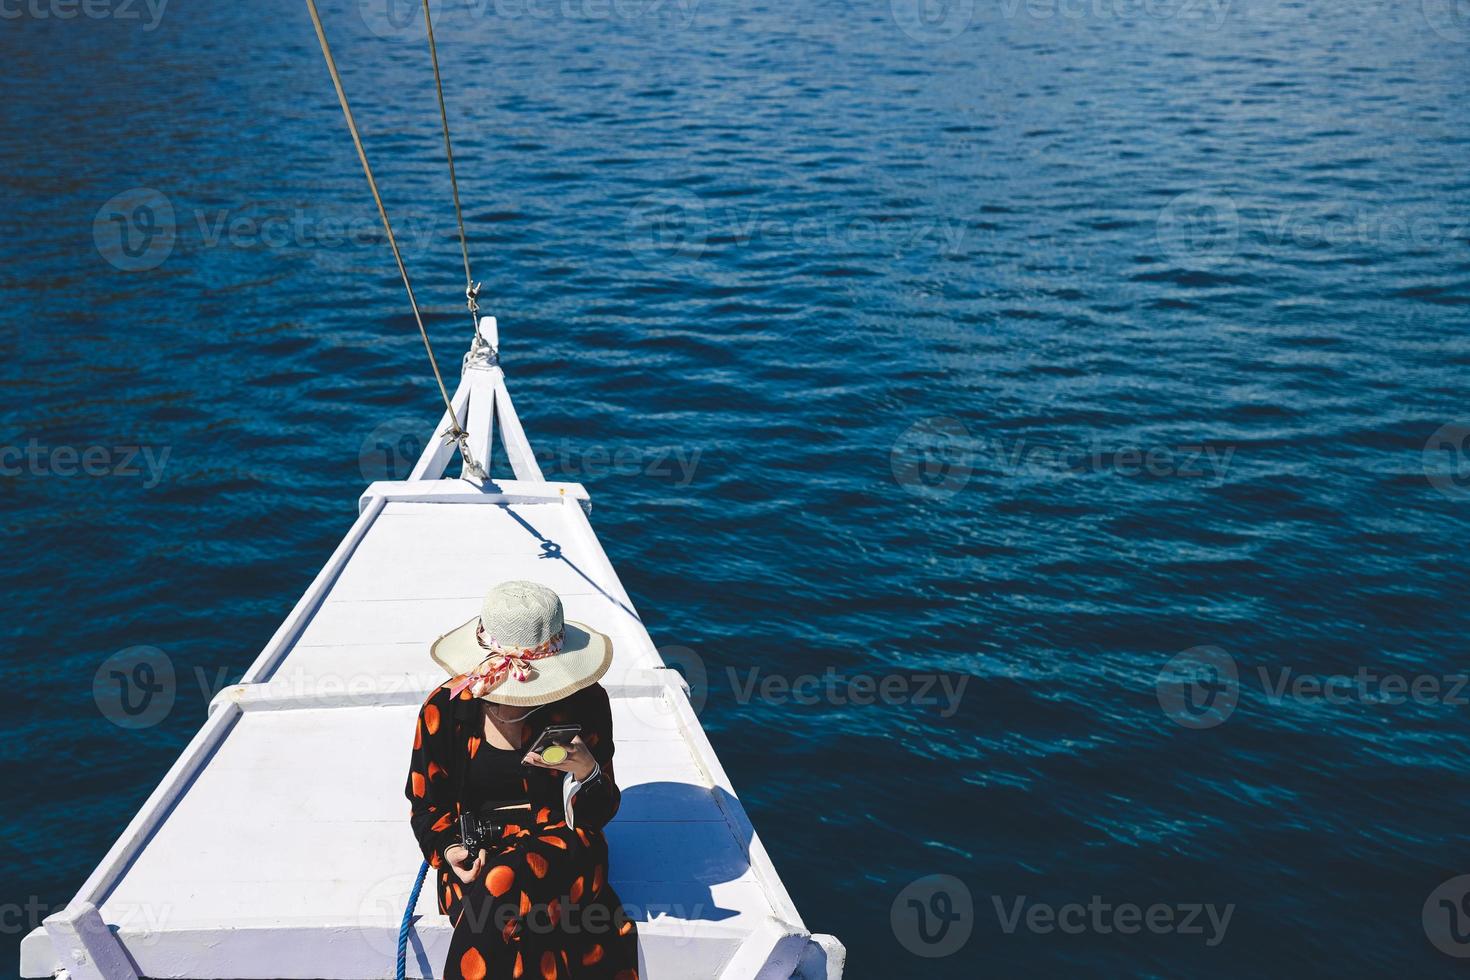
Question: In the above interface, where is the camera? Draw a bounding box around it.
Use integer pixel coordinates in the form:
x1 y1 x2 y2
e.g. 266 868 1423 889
458 810 492 855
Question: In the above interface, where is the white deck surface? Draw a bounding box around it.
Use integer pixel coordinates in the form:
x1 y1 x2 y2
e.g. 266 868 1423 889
23 362 842 980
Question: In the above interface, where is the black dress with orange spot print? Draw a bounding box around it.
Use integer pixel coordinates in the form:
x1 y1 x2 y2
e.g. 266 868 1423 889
466 742 527 809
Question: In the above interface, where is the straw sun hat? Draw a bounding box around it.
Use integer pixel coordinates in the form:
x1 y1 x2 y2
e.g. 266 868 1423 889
431 580 612 706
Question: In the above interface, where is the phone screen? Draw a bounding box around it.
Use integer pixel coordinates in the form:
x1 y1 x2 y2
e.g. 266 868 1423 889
527 724 581 759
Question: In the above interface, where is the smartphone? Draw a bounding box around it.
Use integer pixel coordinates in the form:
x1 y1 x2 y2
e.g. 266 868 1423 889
526 724 581 765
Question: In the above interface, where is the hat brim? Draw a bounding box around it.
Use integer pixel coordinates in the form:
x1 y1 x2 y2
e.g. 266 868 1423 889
430 618 612 706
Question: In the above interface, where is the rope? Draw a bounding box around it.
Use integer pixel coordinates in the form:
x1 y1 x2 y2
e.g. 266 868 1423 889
396 859 431 980
304 0 486 481
420 0 485 349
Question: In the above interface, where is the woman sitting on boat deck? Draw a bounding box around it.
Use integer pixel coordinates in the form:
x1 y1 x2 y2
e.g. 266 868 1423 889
405 580 641 980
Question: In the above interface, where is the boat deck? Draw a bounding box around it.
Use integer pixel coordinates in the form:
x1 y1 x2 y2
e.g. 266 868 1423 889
23 356 842 979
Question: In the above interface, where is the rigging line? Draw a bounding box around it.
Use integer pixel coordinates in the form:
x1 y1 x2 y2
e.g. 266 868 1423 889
303 0 486 480
420 0 483 342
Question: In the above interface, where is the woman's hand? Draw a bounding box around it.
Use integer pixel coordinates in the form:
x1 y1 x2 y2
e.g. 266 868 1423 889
524 734 597 780
444 844 487 884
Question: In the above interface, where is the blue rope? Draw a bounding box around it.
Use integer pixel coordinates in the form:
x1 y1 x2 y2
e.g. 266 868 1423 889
397 859 431 980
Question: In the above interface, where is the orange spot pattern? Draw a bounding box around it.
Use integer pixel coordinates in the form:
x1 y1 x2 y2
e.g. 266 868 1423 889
486 865 515 897
460 947 487 980
413 687 638 978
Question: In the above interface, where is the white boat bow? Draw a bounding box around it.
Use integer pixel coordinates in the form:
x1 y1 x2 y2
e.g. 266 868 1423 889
21 323 844 980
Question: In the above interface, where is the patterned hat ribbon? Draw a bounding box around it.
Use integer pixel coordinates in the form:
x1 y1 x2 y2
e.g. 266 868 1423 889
449 622 566 699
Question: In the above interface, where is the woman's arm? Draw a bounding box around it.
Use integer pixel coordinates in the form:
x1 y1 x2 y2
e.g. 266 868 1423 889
524 683 623 832
405 684 462 867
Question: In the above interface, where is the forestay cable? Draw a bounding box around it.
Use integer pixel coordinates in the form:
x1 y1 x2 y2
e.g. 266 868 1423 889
304 0 486 480
420 0 486 349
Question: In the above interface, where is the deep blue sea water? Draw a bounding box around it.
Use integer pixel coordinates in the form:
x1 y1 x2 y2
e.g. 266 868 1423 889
3 0 1470 976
